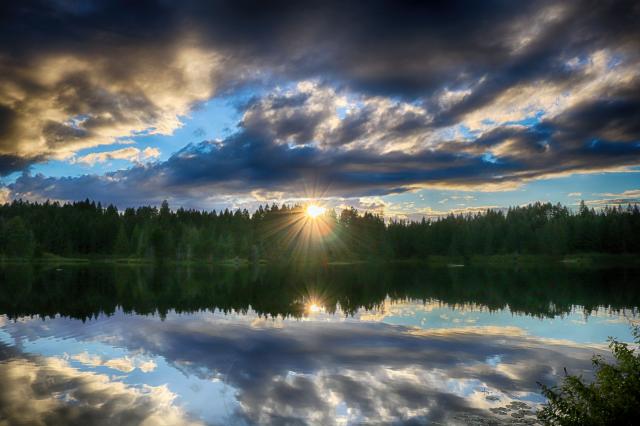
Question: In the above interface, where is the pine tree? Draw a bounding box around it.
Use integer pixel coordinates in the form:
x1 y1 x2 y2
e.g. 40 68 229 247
4 216 35 258
113 224 130 256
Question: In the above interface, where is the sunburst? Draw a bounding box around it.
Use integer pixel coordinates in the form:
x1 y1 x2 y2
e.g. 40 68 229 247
306 204 326 219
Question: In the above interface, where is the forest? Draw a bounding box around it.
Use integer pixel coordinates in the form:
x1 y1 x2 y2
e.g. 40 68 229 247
0 199 639 261
1 263 638 320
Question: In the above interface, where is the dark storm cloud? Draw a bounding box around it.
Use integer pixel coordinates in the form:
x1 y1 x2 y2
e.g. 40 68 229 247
0 104 16 142
0 0 226 173
0 154 42 175
241 91 327 146
549 92 640 143
240 84 435 149
9 80 640 206
6 135 511 205
190 0 639 100
1 0 639 198
138 0 640 118
470 84 640 173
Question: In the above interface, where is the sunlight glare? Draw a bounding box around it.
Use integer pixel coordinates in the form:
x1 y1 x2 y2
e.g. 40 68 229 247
306 204 326 219
308 303 323 313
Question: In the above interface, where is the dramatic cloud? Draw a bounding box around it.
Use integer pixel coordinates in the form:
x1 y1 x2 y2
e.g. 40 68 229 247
0 344 200 426
8 78 640 208
1 0 639 206
241 82 433 152
0 2 230 172
0 311 607 425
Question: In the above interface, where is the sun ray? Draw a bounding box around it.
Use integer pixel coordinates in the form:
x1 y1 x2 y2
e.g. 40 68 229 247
306 204 326 218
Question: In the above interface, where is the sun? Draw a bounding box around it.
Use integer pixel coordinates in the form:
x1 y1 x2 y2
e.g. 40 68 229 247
305 296 326 314
307 303 323 313
306 204 326 219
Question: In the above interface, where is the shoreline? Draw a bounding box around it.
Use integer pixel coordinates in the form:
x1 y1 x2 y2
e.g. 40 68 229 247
1 253 639 268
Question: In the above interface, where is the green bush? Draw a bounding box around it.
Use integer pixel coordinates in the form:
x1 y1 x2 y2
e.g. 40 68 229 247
538 326 640 425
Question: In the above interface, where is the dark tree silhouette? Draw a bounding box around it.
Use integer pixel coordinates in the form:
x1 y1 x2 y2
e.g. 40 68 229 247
0 199 638 261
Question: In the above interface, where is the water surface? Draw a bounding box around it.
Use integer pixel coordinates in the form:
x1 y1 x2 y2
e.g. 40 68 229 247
0 263 638 425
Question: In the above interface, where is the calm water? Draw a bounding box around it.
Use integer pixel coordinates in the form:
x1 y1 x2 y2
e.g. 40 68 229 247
0 264 638 425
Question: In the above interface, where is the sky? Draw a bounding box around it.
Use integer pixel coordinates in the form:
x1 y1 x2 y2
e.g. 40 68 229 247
1 0 639 219
1 303 631 424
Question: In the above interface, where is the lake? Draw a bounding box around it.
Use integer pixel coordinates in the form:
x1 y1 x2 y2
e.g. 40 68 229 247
0 263 638 425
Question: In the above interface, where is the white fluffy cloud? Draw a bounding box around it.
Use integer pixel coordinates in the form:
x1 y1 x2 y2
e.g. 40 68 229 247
74 146 160 166
0 355 199 425
71 351 157 373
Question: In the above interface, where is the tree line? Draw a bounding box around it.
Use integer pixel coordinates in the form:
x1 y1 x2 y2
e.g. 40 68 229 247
2 263 638 320
0 199 639 260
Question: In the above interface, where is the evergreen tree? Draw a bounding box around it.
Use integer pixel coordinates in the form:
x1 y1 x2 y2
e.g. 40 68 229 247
113 224 130 256
4 216 35 258
0 199 638 261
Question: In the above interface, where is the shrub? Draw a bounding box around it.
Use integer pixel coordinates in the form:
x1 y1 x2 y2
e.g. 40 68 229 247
538 326 640 425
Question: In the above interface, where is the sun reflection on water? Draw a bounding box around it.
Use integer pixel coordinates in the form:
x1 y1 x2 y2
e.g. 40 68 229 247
307 303 324 314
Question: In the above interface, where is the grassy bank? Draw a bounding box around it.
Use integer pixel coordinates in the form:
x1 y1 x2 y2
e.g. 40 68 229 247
431 253 640 267
0 254 253 267
2 253 639 268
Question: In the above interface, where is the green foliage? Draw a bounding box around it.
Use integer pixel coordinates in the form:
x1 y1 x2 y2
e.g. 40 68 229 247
0 199 639 261
2 216 35 258
538 326 640 425
1 263 639 321
113 224 130 256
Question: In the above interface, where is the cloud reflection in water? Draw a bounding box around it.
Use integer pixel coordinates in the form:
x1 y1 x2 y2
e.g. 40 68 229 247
0 342 201 426
0 309 611 425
